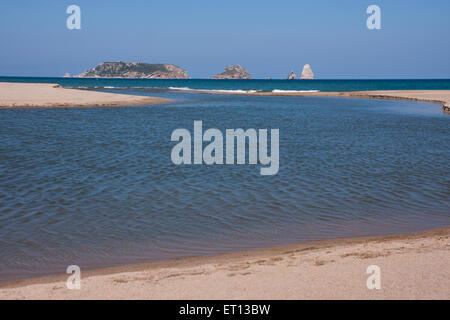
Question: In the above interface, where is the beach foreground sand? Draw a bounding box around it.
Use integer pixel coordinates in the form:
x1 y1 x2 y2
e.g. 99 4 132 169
0 83 170 108
1 228 448 300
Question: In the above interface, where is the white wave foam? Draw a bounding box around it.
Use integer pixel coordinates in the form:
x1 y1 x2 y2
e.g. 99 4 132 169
168 87 260 94
272 89 320 93
168 87 194 91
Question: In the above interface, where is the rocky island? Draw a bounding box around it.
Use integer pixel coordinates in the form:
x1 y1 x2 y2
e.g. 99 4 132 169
287 71 297 80
76 62 189 79
213 65 252 79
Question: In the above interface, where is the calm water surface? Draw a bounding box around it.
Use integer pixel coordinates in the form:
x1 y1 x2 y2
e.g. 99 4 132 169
0 86 449 281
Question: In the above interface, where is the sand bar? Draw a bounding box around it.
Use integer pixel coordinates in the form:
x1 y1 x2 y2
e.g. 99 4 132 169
1 227 448 299
0 83 171 108
200 89 450 113
340 90 450 113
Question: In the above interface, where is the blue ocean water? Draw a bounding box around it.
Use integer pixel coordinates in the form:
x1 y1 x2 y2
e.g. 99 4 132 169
0 78 449 281
2 76 450 92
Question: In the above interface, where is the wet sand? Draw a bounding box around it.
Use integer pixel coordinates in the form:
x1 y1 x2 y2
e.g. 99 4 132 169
1 227 448 299
0 83 170 108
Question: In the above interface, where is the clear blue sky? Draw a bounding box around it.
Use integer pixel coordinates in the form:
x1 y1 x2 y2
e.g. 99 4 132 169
0 0 449 79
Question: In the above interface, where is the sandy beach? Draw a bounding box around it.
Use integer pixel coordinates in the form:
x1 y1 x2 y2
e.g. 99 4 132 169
2 0 449 306
341 90 450 110
200 89 450 113
0 227 448 300
333 90 450 113
0 82 170 108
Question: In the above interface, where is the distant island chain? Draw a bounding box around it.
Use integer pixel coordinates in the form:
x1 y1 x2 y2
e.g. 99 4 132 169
69 62 314 80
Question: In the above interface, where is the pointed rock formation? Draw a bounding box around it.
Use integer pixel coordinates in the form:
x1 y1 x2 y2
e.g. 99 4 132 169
213 65 252 79
287 71 297 80
300 64 314 79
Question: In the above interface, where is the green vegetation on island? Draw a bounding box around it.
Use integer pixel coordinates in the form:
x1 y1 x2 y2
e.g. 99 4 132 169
76 62 189 79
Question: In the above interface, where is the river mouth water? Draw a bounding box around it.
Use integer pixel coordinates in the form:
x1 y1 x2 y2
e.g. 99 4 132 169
0 88 449 282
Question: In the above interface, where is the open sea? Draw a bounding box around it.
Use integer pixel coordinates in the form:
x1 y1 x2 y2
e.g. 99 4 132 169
0 77 449 281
